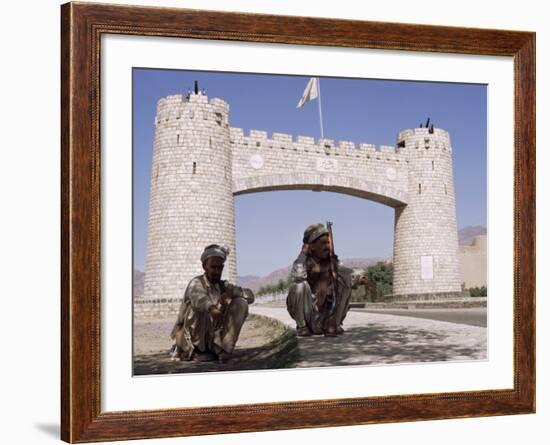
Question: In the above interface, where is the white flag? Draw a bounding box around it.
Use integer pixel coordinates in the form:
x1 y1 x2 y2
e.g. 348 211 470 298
296 77 319 108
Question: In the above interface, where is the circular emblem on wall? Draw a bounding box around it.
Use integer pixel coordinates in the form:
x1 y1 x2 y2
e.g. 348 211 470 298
386 167 397 181
249 153 264 169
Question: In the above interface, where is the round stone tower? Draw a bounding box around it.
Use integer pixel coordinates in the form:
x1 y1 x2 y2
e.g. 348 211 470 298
392 127 461 299
142 90 235 301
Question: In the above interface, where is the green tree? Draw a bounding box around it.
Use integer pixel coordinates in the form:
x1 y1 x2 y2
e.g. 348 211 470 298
366 261 393 299
350 261 394 303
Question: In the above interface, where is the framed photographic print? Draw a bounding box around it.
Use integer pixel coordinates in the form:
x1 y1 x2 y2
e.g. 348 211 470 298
61 2 535 442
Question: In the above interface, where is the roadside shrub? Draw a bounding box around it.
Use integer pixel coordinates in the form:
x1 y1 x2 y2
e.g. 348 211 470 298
468 286 487 297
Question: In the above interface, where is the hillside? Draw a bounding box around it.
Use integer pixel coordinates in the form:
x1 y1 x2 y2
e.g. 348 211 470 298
237 257 385 291
133 269 145 297
458 226 487 246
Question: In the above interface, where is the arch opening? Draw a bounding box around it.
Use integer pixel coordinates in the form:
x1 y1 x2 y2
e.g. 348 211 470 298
234 189 395 302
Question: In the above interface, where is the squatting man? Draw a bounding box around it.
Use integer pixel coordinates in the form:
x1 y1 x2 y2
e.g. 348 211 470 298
170 244 254 362
286 223 369 337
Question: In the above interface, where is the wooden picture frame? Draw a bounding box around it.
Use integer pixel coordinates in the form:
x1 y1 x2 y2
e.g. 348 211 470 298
61 2 535 442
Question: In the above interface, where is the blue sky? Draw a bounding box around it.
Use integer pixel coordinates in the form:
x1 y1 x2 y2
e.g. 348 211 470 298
133 69 487 276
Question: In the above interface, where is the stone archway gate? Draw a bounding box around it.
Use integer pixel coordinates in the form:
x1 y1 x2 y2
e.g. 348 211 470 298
142 92 461 303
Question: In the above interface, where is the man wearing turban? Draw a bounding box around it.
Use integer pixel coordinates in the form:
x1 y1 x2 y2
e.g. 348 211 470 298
286 224 361 337
170 244 254 362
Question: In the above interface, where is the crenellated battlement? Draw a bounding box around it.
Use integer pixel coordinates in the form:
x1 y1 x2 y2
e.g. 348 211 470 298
154 93 452 155
397 127 450 140
397 127 452 152
154 93 230 127
229 127 405 160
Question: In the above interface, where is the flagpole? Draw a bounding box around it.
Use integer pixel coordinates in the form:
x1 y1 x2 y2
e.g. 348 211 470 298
317 78 325 139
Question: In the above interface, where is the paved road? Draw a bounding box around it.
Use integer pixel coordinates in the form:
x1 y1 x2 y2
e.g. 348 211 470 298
358 308 487 327
250 306 487 368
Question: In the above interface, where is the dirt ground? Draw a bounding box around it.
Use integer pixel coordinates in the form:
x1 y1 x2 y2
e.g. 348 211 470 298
133 313 298 375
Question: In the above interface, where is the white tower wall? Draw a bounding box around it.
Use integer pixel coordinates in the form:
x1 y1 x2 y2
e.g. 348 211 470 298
143 93 235 301
392 127 462 298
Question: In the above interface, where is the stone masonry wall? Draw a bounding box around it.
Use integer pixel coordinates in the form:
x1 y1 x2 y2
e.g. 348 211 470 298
134 298 181 321
231 129 409 207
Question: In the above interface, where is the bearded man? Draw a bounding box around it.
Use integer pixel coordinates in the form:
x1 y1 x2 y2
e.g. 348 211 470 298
286 223 362 337
170 244 254 362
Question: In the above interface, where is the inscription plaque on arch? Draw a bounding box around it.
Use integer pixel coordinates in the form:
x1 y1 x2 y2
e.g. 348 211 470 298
316 158 338 172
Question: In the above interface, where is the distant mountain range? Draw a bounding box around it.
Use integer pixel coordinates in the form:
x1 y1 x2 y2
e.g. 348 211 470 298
237 257 385 291
134 269 145 297
133 226 486 295
458 225 487 246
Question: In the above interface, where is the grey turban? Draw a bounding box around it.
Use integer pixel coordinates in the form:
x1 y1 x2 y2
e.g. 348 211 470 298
200 244 230 263
303 223 329 244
